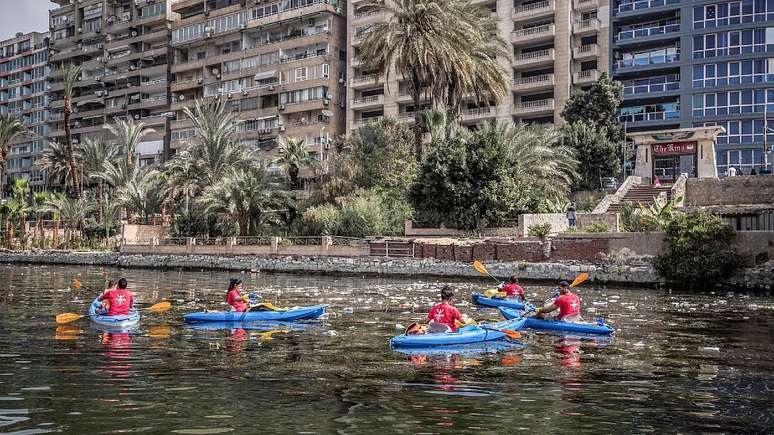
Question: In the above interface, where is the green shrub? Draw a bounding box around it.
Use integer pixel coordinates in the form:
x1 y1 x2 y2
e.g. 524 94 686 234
528 223 552 239
654 211 741 291
620 202 658 232
581 222 609 233
303 189 411 237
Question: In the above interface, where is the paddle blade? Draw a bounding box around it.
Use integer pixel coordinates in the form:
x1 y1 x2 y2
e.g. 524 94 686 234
571 273 590 288
72 279 82 289
473 260 488 275
56 313 84 324
501 329 521 340
147 301 171 313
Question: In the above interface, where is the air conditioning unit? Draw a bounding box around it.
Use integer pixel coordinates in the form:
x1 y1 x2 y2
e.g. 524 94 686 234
197 78 203 84
326 93 333 99
323 99 329 105
279 104 285 110
179 94 185 101
239 24 246 30
227 93 233 99
338 78 344 83
279 125 286 132
95 90 103 96
130 65 136 70
131 31 138 37
77 27 83 33
216 74 221 79
242 90 248 96
211 68 220 75
323 26 329 32
217 88 223 93
95 76 102 81
122 13 131 21
105 35 113 42
134 0 142 5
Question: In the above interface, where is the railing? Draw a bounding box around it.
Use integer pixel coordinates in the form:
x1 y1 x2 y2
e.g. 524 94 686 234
575 69 600 81
514 48 553 63
369 240 415 258
331 236 369 248
623 81 680 95
514 0 551 13
512 24 553 39
618 110 680 122
514 98 554 110
575 44 598 55
462 107 493 117
280 52 326 64
354 116 383 126
351 74 381 83
575 18 600 31
234 236 272 245
616 23 680 41
158 238 188 246
615 52 679 69
281 237 323 246
353 95 383 105
514 74 553 86
615 0 680 14
353 10 383 20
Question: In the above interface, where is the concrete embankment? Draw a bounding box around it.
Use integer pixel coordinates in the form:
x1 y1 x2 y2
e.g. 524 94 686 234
0 250 771 290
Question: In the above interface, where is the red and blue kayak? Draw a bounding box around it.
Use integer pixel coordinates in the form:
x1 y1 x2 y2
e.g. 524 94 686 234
499 307 614 335
471 292 526 310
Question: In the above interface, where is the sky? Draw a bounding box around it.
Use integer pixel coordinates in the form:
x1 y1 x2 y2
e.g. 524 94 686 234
0 0 55 41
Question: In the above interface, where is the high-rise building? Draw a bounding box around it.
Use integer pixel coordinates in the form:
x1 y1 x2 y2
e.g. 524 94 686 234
48 0 175 168
0 32 50 195
611 0 773 177
169 0 347 180
346 0 610 129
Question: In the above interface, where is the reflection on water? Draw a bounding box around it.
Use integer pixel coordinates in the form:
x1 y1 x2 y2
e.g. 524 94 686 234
0 264 773 433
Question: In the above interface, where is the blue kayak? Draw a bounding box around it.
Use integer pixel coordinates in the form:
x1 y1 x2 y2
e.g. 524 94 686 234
471 292 526 310
183 304 328 323
185 320 321 331
88 298 140 330
389 319 525 348
499 307 614 335
392 340 526 356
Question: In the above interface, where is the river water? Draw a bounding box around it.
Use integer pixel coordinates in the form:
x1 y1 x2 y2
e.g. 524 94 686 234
0 264 772 434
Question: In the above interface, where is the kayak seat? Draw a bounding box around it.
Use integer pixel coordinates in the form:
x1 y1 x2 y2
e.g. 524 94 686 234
427 322 452 334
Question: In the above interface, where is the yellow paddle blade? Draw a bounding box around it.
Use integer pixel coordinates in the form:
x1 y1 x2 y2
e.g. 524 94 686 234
147 301 172 313
473 260 488 275
571 273 590 288
56 313 85 324
72 279 82 289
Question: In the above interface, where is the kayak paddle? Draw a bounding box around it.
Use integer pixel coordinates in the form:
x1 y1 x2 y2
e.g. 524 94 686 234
456 317 524 340
570 272 589 287
473 260 502 285
55 301 172 325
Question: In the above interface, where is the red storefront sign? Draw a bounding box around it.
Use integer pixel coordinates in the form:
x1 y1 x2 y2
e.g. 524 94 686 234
652 141 697 155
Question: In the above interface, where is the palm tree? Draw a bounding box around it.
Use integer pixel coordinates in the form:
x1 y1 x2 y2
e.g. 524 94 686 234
163 150 200 214
359 0 508 159
31 191 50 246
77 138 119 224
62 64 83 197
0 116 26 195
198 164 285 236
37 141 79 191
111 165 165 224
277 137 313 190
44 193 95 246
104 117 155 167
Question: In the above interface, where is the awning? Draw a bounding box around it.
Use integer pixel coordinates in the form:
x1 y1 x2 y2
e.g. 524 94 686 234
254 70 277 80
135 140 163 156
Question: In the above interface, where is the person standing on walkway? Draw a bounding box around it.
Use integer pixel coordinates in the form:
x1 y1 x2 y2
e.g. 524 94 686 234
566 203 577 228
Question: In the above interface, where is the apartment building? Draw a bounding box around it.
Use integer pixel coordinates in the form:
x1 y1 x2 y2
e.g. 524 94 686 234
0 32 50 195
346 0 610 129
48 0 176 167
611 0 773 177
169 0 347 171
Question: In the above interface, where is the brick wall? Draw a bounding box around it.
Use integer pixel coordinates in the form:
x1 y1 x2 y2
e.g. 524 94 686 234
495 241 545 262
551 238 610 261
686 175 774 206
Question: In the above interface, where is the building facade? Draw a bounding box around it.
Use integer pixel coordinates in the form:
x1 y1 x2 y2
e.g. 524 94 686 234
346 0 610 129
0 32 50 195
611 0 774 178
48 0 176 168
169 0 347 178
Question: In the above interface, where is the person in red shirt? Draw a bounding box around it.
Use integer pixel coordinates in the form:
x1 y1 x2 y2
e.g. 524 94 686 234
500 275 525 301
226 278 248 312
97 278 134 316
533 281 582 323
426 286 463 333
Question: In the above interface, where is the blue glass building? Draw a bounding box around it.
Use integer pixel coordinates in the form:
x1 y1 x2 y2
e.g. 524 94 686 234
611 0 774 178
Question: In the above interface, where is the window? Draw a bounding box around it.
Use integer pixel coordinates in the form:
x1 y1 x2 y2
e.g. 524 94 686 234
141 2 165 18
693 29 766 58
295 67 308 81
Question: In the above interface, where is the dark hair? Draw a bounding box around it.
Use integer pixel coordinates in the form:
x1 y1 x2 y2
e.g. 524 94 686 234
509 275 518 283
117 278 128 289
228 278 243 291
558 280 570 287
107 280 116 288
440 286 454 301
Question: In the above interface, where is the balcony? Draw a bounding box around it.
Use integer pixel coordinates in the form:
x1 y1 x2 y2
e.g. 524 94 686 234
512 0 554 22
573 69 600 85
353 116 384 127
574 0 599 10
513 74 555 92
512 98 555 116
511 24 555 44
614 0 680 16
573 18 600 35
615 23 680 43
351 94 385 109
350 74 384 89
623 80 680 97
618 110 680 123
352 10 384 23
614 51 679 71
461 106 495 122
573 43 599 60
512 48 555 68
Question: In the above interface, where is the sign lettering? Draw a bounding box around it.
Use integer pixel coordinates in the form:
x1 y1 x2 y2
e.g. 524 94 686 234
652 141 697 155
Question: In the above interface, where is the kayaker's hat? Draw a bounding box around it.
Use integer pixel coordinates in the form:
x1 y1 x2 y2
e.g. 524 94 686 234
558 280 570 287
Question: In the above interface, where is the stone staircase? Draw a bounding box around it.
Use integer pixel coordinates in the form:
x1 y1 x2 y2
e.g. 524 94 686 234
606 184 672 213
